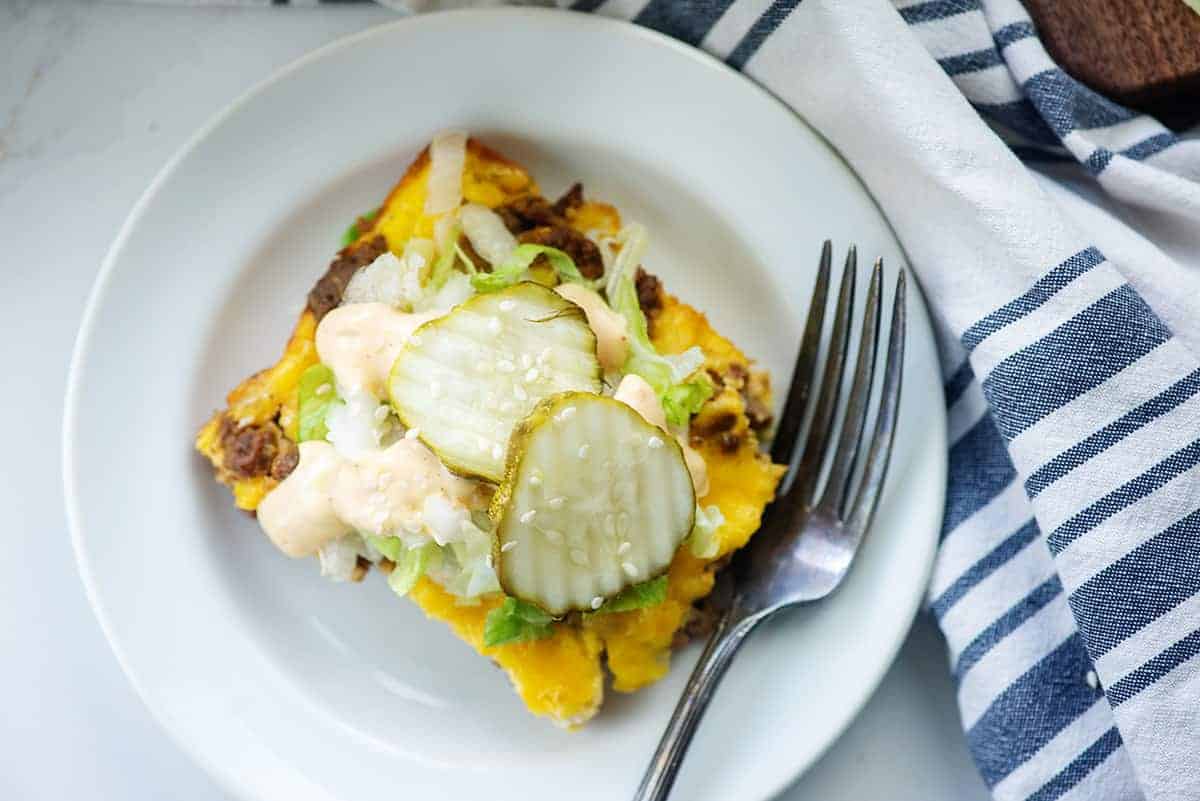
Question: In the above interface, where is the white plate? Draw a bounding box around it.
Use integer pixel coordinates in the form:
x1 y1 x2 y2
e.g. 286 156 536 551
64 10 946 801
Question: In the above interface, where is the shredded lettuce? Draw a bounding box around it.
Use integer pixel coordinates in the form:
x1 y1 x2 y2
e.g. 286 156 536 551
341 207 380 247
689 504 726 559
662 374 715 428
365 534 403 562
607 241 710 426
387 542 436 598
418 521 501 599
415 271 473 314
604 223 648 300
445 537 501 597
592 575 668 615
483 597 556 647
471 244 584 293
429 222 461 289
297 364 342 442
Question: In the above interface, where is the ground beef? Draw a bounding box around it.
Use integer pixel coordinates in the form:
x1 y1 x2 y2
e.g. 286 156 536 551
221 418 287 480
496 184 587 234
552 182 584 217
351 556 370 583
743 368 775 434
517 225 605 279
493 185 606 279
675 604 722 648
718 432 742 453
635 268 662 317
674 563 735 647
745 397 774 433
692 410 738 437
496 195 562 233
306 234 388 320
269 440 299 481
725 362 749 387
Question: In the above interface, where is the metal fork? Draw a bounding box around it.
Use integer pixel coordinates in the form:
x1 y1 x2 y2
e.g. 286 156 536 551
632 242 907 801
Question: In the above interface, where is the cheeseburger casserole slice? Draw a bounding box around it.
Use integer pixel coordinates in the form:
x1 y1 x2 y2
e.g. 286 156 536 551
196 134 784 727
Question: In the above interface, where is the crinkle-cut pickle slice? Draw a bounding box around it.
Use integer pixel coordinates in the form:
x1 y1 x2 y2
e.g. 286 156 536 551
388 283 601 482
492 393 696 616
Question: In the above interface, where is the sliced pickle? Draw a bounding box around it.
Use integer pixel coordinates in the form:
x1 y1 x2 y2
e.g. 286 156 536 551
492 393 696 615
388 283 601 482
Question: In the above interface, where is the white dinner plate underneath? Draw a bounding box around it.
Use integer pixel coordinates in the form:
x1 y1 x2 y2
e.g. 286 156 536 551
65 10 946 801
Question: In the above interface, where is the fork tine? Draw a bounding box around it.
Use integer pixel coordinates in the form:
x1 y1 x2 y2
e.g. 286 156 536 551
845 269 906 536
770 240 832 477
816 258 882 519
791 246 857 506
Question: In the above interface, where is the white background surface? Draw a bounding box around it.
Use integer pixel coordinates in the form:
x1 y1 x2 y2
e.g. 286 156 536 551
1 2 989 799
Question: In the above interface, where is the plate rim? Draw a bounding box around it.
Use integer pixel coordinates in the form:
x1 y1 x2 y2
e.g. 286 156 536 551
62 8 947 801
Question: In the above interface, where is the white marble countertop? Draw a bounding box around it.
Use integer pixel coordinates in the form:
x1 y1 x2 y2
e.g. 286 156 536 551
1 2 989 798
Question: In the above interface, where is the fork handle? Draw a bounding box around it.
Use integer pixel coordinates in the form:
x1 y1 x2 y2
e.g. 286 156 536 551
632 610 758 801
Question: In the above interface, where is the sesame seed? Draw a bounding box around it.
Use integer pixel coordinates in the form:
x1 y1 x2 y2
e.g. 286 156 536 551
617 541 632 556
1085 670 1099 689
570 549 589 566
520 353 533 369
492 443 504 461
519 509 537 524
373 406 390 421
578 444 591 459
314 383 332 397
497 360 515 373
542 528 562 543
547 496 565 510
501 541 517 553
621 561 637 578
237 416 254 427
648 436 664 449
559 406 577 421
405 428 420 440
524 368 539 383
488 317 502 334
499 300 516 312
513 385 528 401
529 474 542 487
591 596 604 610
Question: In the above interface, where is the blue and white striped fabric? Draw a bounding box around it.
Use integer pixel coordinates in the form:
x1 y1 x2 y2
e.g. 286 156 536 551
557 0 1200 799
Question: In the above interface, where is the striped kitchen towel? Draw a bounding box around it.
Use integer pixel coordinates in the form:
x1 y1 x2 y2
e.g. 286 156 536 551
557 1 1200 800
